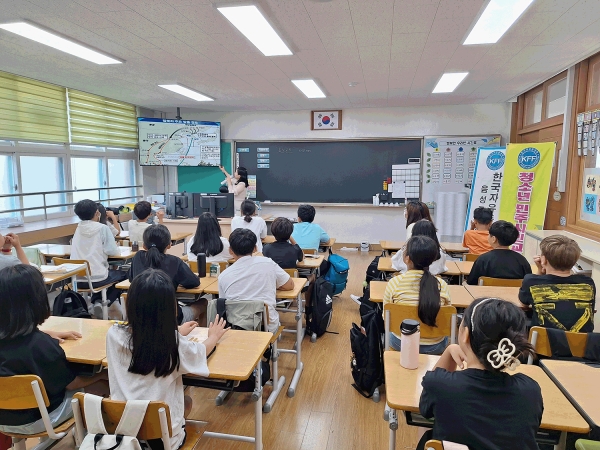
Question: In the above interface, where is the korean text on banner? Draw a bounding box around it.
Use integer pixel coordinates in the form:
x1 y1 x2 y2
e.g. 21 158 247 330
464 147 506 232
498 143 556 253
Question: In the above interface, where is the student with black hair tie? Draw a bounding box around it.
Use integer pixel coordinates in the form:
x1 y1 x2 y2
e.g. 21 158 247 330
230 199 267 252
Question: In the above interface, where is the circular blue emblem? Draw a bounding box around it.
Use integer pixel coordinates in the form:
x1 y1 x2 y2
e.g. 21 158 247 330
518 147 540 169
486 151 505 171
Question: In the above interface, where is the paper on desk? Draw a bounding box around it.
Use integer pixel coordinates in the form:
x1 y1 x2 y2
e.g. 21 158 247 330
391 181 406 199
40 263 85 273
187 327 209 343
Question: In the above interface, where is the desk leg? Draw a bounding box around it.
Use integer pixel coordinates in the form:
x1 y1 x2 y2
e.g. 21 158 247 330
288 292 304 397
254 360 263 450
263 336 286 413
388 408 397 450
554 432 566 450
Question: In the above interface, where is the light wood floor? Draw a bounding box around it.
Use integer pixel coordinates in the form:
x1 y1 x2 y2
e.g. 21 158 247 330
38 251 418 450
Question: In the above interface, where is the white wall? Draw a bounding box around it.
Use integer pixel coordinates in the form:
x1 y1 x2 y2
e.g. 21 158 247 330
186 103 511 142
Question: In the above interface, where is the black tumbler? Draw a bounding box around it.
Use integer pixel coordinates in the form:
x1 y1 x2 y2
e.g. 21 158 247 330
198 253 206 278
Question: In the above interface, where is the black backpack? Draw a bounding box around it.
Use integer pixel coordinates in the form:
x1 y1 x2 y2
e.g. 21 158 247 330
365 256 384 284
306 277 334 338
350 304 384 398
52 287 91 318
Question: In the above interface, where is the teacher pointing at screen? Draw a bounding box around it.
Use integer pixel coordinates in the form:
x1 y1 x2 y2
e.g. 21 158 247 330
219 165 249 212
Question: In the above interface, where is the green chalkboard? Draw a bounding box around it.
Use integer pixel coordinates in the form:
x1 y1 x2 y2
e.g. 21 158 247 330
178 142 231 192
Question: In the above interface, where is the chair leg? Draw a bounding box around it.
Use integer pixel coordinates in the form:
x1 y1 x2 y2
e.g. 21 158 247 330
215 390 231 406
102 289 108 320
12 438 26 450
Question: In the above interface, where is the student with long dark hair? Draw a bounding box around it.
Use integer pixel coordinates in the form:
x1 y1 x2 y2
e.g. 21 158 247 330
96 203 119 237
383 235 451 354
404 201 433 240
392 219 448 275
187 212 230 263
219 165 249 213
107 269 228 450
230 199 267 252
0 265 107 435
128 225 204 324
417 298 542 450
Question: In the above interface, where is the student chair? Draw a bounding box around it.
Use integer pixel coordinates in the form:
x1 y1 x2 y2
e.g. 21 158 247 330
425 441 469 450
284 268 299 278
527 326 590 364
53 257 115 320
188 260 228 275
71 393 205 450
0 375 75 450
478 277 523 287
464 253 479 262
575 440 600 450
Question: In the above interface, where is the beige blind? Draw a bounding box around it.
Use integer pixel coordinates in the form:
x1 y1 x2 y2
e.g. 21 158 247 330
68 90 138 148
0 71 69 143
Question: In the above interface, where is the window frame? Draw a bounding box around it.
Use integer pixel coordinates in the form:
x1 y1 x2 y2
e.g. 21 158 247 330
517 71 568 135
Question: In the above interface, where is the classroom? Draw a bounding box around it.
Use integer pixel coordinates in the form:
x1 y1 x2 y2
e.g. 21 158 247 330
0 1 599 449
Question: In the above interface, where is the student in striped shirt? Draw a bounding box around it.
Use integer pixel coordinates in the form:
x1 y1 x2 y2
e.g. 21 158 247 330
383 235 451 354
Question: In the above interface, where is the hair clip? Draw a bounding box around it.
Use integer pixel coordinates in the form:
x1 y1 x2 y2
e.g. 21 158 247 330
487 338 520 371
150 244 157 247
470 298 492 330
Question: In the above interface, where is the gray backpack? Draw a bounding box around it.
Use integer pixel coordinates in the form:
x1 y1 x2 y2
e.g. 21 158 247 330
207 298 264 331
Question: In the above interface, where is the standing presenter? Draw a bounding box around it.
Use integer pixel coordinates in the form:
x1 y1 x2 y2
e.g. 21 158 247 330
219 165 249 213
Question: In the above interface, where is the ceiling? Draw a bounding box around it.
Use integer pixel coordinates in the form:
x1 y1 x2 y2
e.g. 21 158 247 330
0 0 599 113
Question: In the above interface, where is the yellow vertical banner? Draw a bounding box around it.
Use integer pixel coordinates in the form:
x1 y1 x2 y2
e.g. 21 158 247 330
498 143 556 252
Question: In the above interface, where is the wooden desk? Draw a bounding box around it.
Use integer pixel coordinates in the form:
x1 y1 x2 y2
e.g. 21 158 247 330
41 263 87 285
262 235 276 244
370 280 388 303
116 277 217 295
541 360 600 434
447 285 473 308
463 285 523 307
117 230 191 245
297 255 324 271
319 238 336 253
440 242 469 254
39 316 112 366
383 352 589 450
29 244 136 261
456 261 538 276
378 257 397 273
380 240 404 255
443 261 461 276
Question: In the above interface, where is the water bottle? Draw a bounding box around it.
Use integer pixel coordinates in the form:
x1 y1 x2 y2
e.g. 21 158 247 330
400 319 420 369
198 253 206 278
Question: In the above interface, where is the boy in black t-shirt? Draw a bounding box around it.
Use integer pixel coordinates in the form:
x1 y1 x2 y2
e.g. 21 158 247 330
263 217 304 269
519 235 595 332
466 220 532 285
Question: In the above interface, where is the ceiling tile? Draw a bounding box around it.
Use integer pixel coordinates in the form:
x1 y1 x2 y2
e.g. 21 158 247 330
392 2 439 34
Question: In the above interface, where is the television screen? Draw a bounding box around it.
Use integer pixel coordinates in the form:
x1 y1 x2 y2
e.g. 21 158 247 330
138 118 221 167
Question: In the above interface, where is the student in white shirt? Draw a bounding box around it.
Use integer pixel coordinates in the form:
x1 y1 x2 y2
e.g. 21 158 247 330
187 212 230 263
219 166 248 212
71 199 126 318
107 269 228 450
218 228 294 333
127 201 165 244
231 200 267 252
0 232 29 270
392 219 448 275
97 203 119 237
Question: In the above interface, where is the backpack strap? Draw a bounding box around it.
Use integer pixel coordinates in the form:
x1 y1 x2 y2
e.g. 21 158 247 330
114 400 150 437
83 394 109 435
216 298 228 323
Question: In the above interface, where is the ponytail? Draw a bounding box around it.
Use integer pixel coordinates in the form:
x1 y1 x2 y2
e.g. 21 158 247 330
141 224 171 270
146 245 163 269
240 199 256 223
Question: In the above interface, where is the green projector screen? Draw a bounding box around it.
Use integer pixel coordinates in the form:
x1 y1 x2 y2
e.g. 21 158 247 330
177 142 231 193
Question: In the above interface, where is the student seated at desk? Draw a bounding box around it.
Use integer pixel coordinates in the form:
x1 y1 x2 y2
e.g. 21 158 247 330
291 204 329 251
71 199 126 318
127 200 164 244
97 203 119 237
187 212 230 263
466 220 532 285
383 236 451 354
107 269 227 450
404 201 433 240
418 298 542 450
462 206 493 254
0 232 29 270
263 217 304 269
129 225 204 325
519 235 595 332
231 200 267 252
0 265 108 436
218 228 294 333
392 220 447 275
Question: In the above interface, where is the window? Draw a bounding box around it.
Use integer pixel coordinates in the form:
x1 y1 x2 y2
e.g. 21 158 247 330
546 77 567 118
71 157 106 204
108 159 137 203
0 154 17 218
524 89 543 125
588 58 600 108
20 156 66 217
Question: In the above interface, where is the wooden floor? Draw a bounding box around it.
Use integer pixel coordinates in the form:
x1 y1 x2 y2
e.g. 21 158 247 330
41 251 418 450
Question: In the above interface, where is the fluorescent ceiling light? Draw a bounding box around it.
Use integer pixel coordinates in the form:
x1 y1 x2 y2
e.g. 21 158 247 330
464 0 534 45
291 79 326 98
0 22 121 64
432 72 469 93
158 84 214 101
217 5 292 56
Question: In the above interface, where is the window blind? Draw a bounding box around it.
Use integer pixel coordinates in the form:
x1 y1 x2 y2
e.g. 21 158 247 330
0 71 69 143
68 90 138 148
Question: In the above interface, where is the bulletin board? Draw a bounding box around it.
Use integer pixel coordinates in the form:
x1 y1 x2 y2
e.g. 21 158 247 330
421 136 502 204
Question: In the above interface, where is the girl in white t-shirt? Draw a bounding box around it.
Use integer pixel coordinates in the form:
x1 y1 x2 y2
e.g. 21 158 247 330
187 212 231 263
106 269 227 450
392 219 448 275
231 200 267 252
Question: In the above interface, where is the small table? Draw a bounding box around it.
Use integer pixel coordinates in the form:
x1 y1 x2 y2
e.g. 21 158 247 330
297 255 324 274
383 352 589 450
116 277 217 295
41 263 87 287
29 244 136 261
443 261 461 277
440 242 469 255
541 360 600 437
463 285 523 308
319 238 336 254
117 230 191 246
447 285 474 308
377 257 397 273
380 240 404 256
369 280 388 303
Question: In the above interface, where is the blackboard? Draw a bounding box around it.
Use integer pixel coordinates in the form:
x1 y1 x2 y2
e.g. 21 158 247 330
236 140 422 203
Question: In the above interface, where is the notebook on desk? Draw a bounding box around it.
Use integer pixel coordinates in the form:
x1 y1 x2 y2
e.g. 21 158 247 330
187 327 217 358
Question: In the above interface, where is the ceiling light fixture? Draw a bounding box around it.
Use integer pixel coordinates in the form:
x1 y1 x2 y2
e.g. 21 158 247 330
0 21 122 64
158 84 214 101
217 5 292 57
291 79 326 98
432 72 469 93
464 0 534 45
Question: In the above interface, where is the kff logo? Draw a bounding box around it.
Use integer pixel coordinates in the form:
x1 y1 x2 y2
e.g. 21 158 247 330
517 147 541 169
486 151 505 171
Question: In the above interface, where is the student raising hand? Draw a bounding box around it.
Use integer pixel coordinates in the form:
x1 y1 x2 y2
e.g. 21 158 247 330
203 314 229 355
